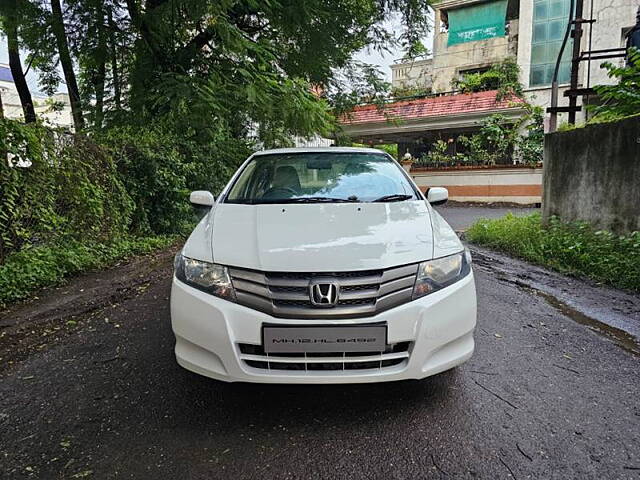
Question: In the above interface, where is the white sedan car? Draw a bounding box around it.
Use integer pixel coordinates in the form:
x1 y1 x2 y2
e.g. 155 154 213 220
171 147 476 383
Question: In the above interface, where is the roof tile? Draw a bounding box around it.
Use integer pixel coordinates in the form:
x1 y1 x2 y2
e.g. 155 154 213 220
342 90 524 125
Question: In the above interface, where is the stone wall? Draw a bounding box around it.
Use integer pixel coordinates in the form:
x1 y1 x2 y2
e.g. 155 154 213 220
542 116 640 233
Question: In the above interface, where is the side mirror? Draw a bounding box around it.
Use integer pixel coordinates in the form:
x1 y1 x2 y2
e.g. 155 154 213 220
190 190 215 207
427 187 448 206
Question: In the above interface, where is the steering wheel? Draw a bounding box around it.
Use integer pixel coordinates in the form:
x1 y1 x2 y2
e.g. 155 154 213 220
262 186 298 199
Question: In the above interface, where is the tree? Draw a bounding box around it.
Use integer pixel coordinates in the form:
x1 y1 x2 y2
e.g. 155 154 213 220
49 0 84 130
3 0 433 141
0 0 37 123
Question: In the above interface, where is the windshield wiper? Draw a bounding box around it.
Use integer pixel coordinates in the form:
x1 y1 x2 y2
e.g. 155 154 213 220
282 196 360 203
372 194 414 203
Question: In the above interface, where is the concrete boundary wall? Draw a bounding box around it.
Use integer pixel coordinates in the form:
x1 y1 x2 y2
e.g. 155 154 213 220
543 116 640 233
411 167 543 204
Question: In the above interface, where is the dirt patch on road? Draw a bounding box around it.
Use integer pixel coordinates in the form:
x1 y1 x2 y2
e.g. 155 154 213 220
0 245 179 372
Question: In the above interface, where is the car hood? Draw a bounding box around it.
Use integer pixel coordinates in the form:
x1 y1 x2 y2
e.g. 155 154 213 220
209 201 435 272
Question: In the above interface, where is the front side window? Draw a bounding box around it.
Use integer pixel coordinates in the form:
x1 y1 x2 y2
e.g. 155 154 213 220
225 152 418 204
530 0 572 86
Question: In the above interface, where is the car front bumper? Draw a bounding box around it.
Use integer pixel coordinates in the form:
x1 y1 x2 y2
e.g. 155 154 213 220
170 271 476 384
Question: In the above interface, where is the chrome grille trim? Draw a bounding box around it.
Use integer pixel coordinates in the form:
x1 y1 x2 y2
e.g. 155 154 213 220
228 263 419 319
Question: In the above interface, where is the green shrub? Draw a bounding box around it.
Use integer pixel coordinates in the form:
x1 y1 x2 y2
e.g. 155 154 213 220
0 235 177 306
466 213 640 291
100 123 250 235
0 117 251 307
0 119 133 263
590 48 640 122
452 58 523 101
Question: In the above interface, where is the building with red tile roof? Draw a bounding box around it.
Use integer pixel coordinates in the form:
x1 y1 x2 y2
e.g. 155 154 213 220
339 90 527 156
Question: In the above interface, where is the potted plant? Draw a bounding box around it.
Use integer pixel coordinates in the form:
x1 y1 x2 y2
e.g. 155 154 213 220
400 152 414 172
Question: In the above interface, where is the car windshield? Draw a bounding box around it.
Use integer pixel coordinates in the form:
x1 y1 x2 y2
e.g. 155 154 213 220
225 152 418 204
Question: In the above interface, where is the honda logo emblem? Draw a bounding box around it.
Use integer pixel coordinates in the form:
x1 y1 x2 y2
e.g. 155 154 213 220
309 279 339 307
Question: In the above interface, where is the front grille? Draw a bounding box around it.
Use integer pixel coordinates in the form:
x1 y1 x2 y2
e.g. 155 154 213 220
229 263 419 319
238 342 411 372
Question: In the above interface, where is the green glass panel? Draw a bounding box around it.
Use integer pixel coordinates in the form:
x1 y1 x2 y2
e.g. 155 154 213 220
546 44 560 63
531 44 547 64
447 0 509 46
558 62 571 83
534 2 548 20
533 23 548 42
530 0 572 86
548 19 565 40
530 65 546 85
549 0 568 18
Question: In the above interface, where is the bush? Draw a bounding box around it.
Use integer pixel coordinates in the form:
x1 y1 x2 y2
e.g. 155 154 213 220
0 117 252 306
452 58 523 101
0 119 133 263
100 123 251 235
466 213 640 291
590 48 640 122
0 236 177 307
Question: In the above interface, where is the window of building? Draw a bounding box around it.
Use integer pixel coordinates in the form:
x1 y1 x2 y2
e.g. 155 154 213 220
458 66 492 78
529 0 572 86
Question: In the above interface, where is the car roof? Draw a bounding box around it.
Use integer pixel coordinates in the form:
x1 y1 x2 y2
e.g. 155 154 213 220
252 146 389 156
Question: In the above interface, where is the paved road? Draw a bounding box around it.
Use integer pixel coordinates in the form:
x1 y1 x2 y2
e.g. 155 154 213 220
435 204 539 231
1 239 639 479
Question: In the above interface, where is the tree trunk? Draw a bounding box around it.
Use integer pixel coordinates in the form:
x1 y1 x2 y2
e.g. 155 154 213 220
93 1 107 129
107 8 121 110
49 0 84 131
5 3 37 123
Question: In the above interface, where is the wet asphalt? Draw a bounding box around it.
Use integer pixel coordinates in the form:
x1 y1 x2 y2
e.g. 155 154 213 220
0 208 639 480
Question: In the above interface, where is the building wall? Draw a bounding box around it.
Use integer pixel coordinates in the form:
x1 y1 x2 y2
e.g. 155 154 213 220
0 80 25 119
431 11 519 92
543 115 640 233
293 136 334 148
391 59 433 90
518 0 637 125
1 66 73 129
391 0 637 124
412 166 543 204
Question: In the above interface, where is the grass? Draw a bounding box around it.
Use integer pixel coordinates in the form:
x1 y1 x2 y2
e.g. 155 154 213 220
0 235 178 307
466 213 640 292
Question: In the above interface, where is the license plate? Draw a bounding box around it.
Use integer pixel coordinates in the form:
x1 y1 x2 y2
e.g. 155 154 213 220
262 325 387 354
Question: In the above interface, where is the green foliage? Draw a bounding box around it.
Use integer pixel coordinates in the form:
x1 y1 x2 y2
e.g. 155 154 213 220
515 103 544 165
330 62 392 118
457 104 543 166
590 48 640 122
0 235 177 307
0 116 244 306
452 58 523 100
460 114 517 165
419 139 459 166
467 213 640 291
0 1 437 306
347 143 398 158
98 122 250 235
375 143 399 158
390 85 432 99
0 119 132 262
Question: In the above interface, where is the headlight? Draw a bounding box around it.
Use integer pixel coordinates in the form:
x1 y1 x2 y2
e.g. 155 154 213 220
174 253 236 301
412 249 472 299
